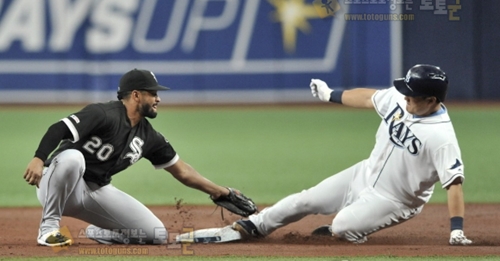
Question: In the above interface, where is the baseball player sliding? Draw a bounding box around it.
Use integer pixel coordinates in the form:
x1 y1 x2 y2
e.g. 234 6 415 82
180 64 472 245
23 69 255 247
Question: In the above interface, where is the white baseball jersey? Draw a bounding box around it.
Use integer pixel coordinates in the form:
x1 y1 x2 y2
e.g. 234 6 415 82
370 87 464 208
248 86 465 242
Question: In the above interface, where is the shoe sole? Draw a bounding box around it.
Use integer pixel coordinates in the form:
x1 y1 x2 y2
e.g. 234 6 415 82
37 239 73 247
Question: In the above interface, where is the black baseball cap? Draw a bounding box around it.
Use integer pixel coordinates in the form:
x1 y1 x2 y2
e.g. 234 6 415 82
118 69 170 93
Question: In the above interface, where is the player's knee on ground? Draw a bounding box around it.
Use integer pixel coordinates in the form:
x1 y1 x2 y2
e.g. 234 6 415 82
119 226 167 244
139 220 168 244
331 211 366 242
150 226 168 245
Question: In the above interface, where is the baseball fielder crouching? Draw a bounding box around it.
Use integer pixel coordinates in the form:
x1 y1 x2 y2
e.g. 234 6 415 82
23 69 240 247
183 64 472 245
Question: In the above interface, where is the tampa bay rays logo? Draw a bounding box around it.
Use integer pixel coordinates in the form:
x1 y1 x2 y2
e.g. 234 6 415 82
404 71 414 92
384 104 422 155
449 158 463 172
124 137 144 164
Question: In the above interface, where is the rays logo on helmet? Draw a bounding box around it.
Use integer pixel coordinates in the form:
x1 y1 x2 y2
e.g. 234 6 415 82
404 71 414 92
429 73 446 81
404 70 412 83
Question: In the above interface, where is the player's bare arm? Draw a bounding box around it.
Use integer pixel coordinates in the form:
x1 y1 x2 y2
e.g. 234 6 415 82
445 178 471 245
340 88 377 108
446 178 465 218
165 159 229 199
309 78 375 108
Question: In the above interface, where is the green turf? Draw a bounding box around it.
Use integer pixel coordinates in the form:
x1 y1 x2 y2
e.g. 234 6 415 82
1 105 499 260
1 105 499 207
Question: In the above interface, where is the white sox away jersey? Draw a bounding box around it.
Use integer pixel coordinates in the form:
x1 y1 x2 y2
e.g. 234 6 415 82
368 87 464 208
46 101 178 186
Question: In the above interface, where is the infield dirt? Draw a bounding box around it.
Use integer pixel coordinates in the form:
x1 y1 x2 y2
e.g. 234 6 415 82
0 204 498 258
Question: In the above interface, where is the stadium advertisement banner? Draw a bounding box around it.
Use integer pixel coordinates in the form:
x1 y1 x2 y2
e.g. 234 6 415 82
0 0 400 104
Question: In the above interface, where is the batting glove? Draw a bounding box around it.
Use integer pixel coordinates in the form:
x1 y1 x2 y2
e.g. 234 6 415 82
310 79 333 102
449 229 472 245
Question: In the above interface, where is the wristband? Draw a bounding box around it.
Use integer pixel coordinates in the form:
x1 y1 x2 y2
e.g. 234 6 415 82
329 90 344 104
450 216 463 231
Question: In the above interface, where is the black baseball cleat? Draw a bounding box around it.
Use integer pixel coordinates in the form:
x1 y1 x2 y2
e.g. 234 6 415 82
232 220 261 238
311 225 333 236
311 226 368 243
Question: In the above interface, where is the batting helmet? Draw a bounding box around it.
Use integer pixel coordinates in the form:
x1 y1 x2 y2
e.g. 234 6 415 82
393 64 448 102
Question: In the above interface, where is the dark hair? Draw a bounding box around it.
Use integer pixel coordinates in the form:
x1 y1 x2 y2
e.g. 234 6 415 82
117 91 132 100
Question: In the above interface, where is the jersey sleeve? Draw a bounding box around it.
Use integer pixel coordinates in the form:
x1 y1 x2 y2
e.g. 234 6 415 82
433 143 465 188
372 87 399 118
60 104 106 143
144 131 179 169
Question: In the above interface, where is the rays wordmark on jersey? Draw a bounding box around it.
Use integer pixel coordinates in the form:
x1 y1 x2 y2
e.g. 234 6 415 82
383 104 422 155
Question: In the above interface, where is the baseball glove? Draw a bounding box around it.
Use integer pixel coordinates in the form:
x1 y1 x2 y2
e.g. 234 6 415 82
212 188 257 217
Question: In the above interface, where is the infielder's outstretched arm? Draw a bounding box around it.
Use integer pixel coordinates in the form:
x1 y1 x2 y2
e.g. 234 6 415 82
165 159 229 199
309 79 376 108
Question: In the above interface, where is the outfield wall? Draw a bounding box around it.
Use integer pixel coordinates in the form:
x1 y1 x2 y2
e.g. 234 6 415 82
402 0 500 101
0 0 497 104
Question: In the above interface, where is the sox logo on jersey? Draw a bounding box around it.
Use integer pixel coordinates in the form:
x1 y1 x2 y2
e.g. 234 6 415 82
384 104 422 155
124 137 144 164
83 136 144 164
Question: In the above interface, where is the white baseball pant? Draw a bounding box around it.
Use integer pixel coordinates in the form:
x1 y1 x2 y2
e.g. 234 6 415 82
36 149 167 244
